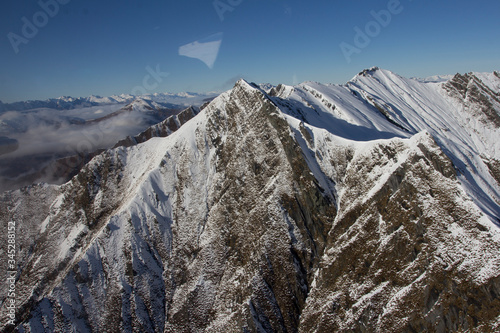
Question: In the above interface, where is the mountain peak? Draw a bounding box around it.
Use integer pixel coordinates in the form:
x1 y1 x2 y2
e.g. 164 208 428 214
123 98 155 112
2 68 500 332
231 78 272 99
358 66 381 76
348 66 391 84
234 78 256 89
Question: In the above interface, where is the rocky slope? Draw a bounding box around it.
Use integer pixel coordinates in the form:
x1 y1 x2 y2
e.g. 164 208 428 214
1 70 500 332
34 105 202 188
0 98 186 193
113 106 200 148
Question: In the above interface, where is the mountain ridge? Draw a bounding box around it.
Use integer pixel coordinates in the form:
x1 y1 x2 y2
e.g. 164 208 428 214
1 68 500 332
0 91 217 113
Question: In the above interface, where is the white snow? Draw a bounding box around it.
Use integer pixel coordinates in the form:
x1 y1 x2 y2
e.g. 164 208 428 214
274 68 500 221
8 69 500 332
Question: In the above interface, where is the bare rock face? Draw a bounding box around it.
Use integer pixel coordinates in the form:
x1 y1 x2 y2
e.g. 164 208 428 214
1 75 500 332
299 132 500 332
444 73 500 128
114 106 199 148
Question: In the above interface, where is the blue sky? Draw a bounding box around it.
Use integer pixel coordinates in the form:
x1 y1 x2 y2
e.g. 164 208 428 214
1 0 499 102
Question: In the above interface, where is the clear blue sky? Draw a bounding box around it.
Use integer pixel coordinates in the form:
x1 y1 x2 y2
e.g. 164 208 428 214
1 0 499 103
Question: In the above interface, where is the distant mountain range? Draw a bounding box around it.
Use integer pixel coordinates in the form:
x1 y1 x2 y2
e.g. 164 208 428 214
0 91 218 113
0 95 216 192
1 68 500 332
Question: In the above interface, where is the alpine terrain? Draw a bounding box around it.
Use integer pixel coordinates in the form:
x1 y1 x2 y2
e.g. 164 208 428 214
0 91 216 193
1 68 500 332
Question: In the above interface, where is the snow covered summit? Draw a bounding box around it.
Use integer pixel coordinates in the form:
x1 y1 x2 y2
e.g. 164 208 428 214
1 68 500 332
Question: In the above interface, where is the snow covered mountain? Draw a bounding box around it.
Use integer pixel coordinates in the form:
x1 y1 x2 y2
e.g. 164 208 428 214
271 67 500 221
1 68 500 332
0 92 217 113
37 105 202 187
0 95 132 112
0 98 196 192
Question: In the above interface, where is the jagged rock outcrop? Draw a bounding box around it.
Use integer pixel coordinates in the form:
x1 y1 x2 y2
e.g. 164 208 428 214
1 72 500 332
298 131 500 332
444 72 500 128
114 106 199 148
0 81 336 332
